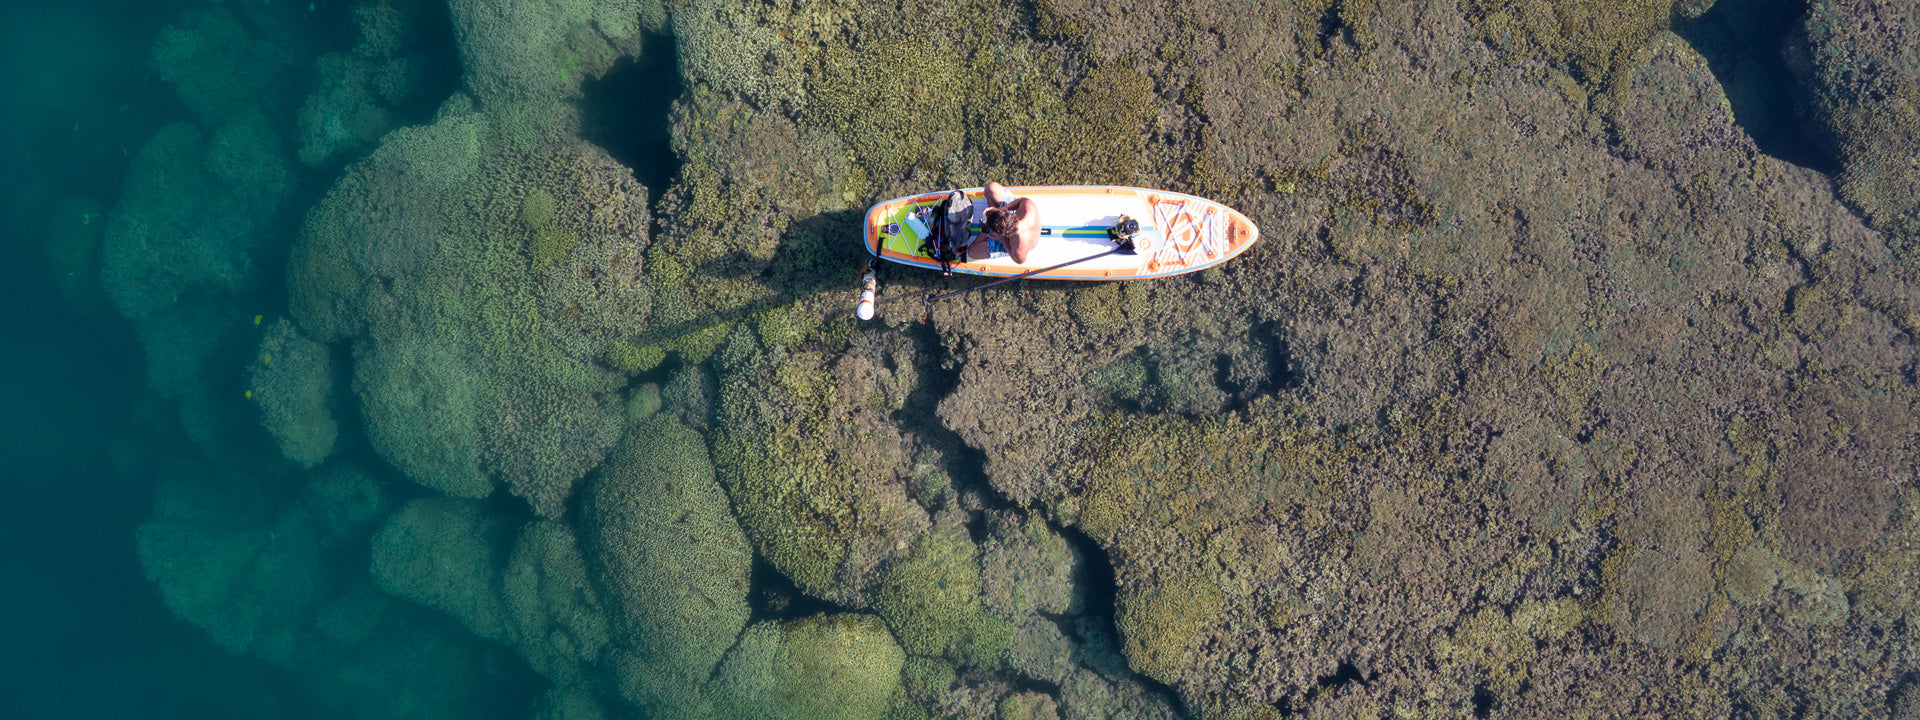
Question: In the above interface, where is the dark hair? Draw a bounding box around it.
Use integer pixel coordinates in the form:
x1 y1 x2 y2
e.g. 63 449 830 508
983 207 1018 236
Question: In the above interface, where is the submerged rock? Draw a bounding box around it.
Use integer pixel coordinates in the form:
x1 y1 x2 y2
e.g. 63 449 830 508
1791 0 1920 254
109 0 1920 715
369 498 514 642
584 414 750 714
290 103 650 516
708 614 906 720
248 318 338 468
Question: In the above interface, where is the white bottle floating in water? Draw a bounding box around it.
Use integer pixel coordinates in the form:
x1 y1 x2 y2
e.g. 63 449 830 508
856 271 877 321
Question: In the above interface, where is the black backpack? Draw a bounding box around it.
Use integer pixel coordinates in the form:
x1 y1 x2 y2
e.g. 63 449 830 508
919 189 974 276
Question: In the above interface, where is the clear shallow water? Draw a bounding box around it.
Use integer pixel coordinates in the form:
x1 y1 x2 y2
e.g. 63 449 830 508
0 2 468 716
6 0 1917 718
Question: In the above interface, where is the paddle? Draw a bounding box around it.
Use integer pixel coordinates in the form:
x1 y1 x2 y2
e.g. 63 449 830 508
922 234 1139 305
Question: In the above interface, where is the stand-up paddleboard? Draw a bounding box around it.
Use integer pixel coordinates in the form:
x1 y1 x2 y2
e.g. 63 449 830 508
864 186 1259 280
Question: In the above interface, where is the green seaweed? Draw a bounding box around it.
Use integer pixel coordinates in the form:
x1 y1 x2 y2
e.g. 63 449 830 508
874 527 1015 668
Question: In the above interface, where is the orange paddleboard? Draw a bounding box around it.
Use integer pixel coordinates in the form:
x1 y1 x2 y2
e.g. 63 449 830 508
863 186 1259 280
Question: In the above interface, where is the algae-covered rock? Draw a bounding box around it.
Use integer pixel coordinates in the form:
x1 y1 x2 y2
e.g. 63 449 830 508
584 414 750 714
1777 564 1852 628
709 327 928 605
1465 0 1676 85
874 525 1016 668
980 511 1085 618
709 614 906 720
369 497 512 642
997 692 1061 720
504 520 611 683
1897 683 1920 720
1612 32 1742 165
1057 664 1181 720
1114 576 1223 685
1723 541 1781 606
248 318 337 468
290 104 649 516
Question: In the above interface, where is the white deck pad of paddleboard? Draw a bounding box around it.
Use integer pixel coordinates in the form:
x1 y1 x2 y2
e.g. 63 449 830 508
864 186 1258 280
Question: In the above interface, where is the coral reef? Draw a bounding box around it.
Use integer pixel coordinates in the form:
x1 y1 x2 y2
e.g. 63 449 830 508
1790 0 1920 255
446 0 643 144
1114 576 1223 686
369 497 514 642
99 1 307 469
136 454 328 657
149 5 307 121
302 463 390 544
708 326 928 604
140 443 533 718
582 414 750 714
248 318 338 468
503 519 612 684
128 294 256 449
903 1 1917 714
132 437 516 720
307 602 535 720
107 0 1920 716
350 332 493 499
296 0 451 166
873 525 1016 668
102 114 290 319
290 103 650 515
709 614 906 720
532 687 610 720
296 51 411 167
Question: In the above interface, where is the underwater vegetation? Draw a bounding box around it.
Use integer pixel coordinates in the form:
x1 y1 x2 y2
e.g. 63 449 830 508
41 0 1920 717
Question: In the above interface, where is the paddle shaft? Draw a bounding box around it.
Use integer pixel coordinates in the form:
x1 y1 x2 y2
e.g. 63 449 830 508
922 239 1136 304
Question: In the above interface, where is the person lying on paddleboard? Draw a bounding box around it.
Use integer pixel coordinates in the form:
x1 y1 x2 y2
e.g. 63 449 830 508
968 181 1041 264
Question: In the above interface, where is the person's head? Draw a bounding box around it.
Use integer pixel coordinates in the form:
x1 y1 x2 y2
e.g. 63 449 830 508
982 207 1018 238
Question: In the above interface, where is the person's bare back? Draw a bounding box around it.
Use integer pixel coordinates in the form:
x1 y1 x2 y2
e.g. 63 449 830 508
969 181 1042 264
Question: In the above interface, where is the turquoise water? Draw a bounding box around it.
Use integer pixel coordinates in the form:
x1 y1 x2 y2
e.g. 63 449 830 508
0 1 511 716
0 251 307 720
9 0 1919 718
0 2 284 715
